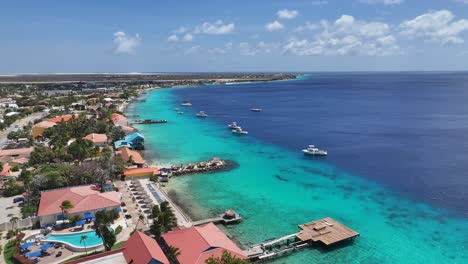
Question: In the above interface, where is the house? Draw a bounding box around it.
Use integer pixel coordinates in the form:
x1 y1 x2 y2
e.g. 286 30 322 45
119 125 137 135
117 147 145 167
47 114 79 123
65 231 169 264
31 120 57 138
37 185 121 226
113 132 145 150
112 113 128 126
10 157 29 166
162 222 247 264
123 167 159 179
84 133 108 146
0 147 34 161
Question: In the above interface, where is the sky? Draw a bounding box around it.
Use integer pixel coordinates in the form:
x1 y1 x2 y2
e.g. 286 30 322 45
2 0 468 72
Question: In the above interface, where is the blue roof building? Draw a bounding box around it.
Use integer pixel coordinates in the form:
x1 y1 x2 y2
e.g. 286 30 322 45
113 132 145 150
114 140 132 149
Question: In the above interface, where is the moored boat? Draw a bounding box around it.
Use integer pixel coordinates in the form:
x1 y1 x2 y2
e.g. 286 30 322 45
232 127 248 135
302 145 327 156
196 111 208 118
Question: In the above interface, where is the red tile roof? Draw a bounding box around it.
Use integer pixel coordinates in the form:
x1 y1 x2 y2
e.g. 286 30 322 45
37 185 120 217
162 223 247 264
118 147 145 164
34 120 57 129
48 114 79 123
84 133 108 144
0 147 34 157
124 231 169 264
112 113 128 126
0 163 11 177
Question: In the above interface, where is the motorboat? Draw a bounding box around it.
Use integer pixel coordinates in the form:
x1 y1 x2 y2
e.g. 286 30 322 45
232 127 248 135
196 111 208 118
302 145 327 156
228 122 241 129
181 100 192 106
251 108 262 112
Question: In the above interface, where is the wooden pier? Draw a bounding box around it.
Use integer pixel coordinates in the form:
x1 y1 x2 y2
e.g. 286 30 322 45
131 119 168 124
192 209 242 226
245 217 359 262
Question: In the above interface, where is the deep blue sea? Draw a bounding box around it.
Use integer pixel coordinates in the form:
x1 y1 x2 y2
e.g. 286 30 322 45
128 72 468 263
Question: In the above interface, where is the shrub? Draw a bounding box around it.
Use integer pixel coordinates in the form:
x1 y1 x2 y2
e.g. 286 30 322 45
120 202 126 207
114 225 123 236
125 215 132 219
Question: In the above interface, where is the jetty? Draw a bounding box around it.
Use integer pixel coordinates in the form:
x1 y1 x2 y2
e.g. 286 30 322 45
245 217 359 262
161 158 227 178
131 119 168 124
193 209 242 226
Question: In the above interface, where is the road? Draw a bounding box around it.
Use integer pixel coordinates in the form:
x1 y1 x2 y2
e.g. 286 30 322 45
0 111 46 147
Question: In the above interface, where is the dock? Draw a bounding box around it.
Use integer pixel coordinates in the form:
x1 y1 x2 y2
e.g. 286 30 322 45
131 119 168 124
192 209 242 226
245 217 359 262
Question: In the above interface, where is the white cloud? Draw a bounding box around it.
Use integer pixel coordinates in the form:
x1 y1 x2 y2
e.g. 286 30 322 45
277 9 299 20
184 45 201 55
399 10 468 45
208 42 233 54
167 34 179 42
265 20 284 32
174 26 187 34
113 31 141 55
294 22 319 32
358 0 404 5
183 33 194 41
239 41 278 56
194 20 235 35
283 14 399 56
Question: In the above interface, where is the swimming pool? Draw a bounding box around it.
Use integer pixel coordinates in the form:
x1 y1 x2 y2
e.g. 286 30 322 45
45 230 103 248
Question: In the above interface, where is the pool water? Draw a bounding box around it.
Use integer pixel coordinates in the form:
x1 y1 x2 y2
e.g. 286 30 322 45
45 230 103 248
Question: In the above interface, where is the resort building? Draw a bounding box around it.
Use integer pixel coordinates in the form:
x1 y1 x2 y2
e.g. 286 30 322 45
37 185 121 226
65 231 169 264
119 125 137 135
114 132 145 150
31 120 57 138
162 222 247 264
117 147 145 167
123 167 159 179
47 114 79 123
84 133 108 146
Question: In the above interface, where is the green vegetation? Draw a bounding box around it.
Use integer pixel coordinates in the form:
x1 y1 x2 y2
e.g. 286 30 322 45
111 241 126 250
114 225 123 236
166 246 181 264
80 235 88 255
205 250 249 264
94 210 119 251
3 239 19 264
59 200 74 219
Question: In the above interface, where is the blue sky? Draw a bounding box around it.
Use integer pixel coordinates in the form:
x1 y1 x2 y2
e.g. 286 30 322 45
2 0 468 72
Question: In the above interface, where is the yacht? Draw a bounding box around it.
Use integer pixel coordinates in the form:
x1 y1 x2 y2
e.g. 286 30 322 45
181 100 192 106
232 127 248 135
251 108 262 112
228 122 241 130
196 111 208 118
302 145 328 156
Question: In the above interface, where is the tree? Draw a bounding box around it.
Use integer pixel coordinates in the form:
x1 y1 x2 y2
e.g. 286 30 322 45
159 201 177 232
10 217 19 230
80 235 88 255
205 250 249 264
135 214 145 231
166 246 181 264
59 200 74 219
111 127 125 143
95 210 117 251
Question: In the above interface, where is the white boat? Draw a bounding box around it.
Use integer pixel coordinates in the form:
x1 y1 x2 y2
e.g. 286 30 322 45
228 122 241 129
181 101 192 106
302 145 327 156
196 111 208 118
251 108 262 112
232 127 248 135
178 111 184 115
175 107 180 111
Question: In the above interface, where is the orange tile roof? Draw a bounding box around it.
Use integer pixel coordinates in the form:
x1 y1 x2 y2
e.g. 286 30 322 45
112 113 128 126
84 133 108 144
0 163 11 177
48 114 79 123
162 223 246 264
123 231 169 264
11 157 29 164
118 147 145 164
34 120 57 129
37 185 120 217
123 167 159 176
0 147 34 157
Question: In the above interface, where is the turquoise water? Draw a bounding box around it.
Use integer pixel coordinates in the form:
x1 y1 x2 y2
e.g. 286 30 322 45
45 231 103 248
128 85 468 263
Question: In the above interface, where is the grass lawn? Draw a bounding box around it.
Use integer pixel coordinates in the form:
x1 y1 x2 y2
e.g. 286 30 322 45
111 241 125 250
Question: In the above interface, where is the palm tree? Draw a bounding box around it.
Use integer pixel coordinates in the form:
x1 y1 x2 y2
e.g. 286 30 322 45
10 216 19 230
80 235 88 255
134 214 145 231
59 200 74 220
166 246 181 264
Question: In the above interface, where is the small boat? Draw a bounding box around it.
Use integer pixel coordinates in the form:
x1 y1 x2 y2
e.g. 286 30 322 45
302 145 327 156
196 111 208 118
181 101 192 106
232 127 248 135
228 122 241 129
178 111 184 115
251 108 262 112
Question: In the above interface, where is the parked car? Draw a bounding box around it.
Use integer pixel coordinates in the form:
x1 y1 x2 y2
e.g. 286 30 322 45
13 197 24 203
